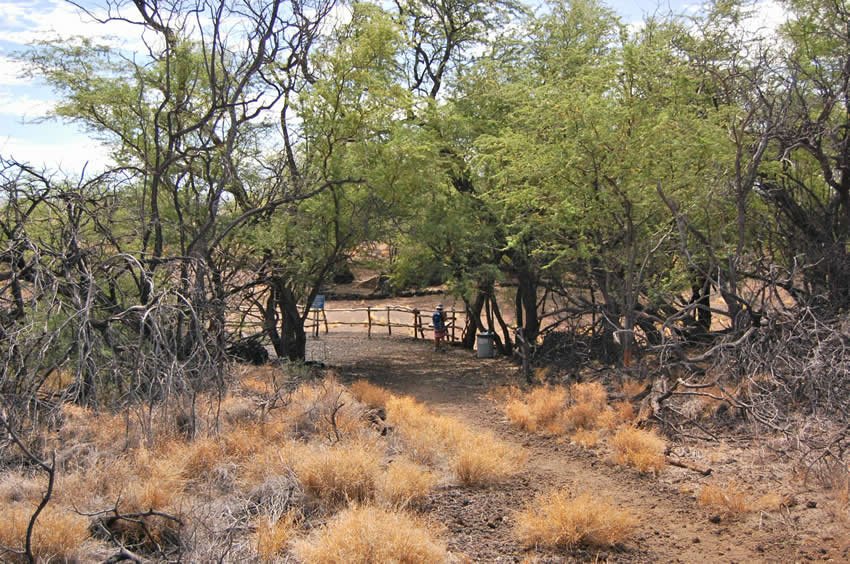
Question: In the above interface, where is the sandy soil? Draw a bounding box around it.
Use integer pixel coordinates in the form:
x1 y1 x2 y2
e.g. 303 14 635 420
308 333 849 563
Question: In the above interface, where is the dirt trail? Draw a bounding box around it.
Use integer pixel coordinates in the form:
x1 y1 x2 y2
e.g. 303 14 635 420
312 334 818 563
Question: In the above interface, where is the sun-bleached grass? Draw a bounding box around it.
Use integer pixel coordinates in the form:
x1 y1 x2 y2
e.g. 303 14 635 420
378 458 438 508
387 395 525 484
563 382 608 431
504 385 568 434
570 429 600 448
570 381 607 406
293 505 448 563
350 380 394 409
118 445 187 513
0 504 90 562
254 511 299 562
385 396 450 464
515 491 637 549
452 432 526 486
610 427 666 473
0 472 44 505
292 441 382 507
697 481 752 517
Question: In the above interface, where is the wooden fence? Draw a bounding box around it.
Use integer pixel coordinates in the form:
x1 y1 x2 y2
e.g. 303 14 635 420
304 305 466 343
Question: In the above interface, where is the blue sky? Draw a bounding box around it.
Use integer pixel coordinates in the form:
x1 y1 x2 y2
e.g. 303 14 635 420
0 0 780 172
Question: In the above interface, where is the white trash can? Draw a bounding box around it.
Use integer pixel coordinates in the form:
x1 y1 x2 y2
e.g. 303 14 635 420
476 332 495 358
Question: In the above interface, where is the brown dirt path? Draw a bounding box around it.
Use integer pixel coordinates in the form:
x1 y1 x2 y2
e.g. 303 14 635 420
311 334 821 563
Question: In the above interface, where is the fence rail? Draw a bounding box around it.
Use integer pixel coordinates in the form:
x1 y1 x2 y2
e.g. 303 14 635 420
227 305 466 343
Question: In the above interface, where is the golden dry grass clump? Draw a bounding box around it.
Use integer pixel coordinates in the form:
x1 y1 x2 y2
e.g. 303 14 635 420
564 382 608 431
378 458 438 508
385 396 452 463
254 511 299 562
504 385 568 434
387 395 525 485
697 481 752 517
292 441 383 506
0 505 90 562
294 505 448 563
514 490 637 549
610 427 667 473
350 379 394 409
452 431 527 486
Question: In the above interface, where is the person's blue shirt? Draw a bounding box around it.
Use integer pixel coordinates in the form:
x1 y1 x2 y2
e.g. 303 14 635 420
432 310 446 329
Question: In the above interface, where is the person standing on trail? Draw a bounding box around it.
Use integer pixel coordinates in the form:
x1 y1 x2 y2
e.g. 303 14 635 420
432 304 447 351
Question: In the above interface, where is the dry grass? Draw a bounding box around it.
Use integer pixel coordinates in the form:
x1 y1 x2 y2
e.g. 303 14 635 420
452 432 526 486
385 396 451 463
350 379 394 409
379 458 438 508
388 395 525 484
610 427 666 473
286 375 368 441
293 505 448 563
570 429 600 448
515 491 637 549
292 441 382 506
612 401 636 423
504 385 568 434
697 481 752 517
181 437 228 480
562 382 608 431
570 382 607 407
254 511 299 561
619 378 646 398
0 472 44 505
0 504 90 562
120 446 187 513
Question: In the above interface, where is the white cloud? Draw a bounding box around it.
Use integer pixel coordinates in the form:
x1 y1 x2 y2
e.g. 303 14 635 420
0 0 149 52
0 89 54 117
0 133 111 172
0 56 28 86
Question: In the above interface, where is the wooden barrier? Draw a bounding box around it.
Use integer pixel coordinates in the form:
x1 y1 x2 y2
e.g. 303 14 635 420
226 304 465 344
302 305 463 342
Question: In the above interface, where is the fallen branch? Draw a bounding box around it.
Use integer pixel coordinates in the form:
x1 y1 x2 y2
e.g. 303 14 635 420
666 455 712 476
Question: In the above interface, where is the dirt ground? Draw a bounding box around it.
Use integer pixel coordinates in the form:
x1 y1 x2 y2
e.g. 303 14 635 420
308 333 850 563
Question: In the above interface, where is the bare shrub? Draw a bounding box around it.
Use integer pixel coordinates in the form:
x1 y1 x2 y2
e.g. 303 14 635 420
514 491 636 549
286 376 367 441
293 505 448 563
610 427 666 473
0 472 43 505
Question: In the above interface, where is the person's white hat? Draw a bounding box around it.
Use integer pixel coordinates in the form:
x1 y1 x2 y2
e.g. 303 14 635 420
436 304 444 310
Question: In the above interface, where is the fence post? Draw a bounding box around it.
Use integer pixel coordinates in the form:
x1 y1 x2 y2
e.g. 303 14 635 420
387 306 392 336
323 309 329 334
367 306 372 339
413 309 419 339
450 308 456 342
